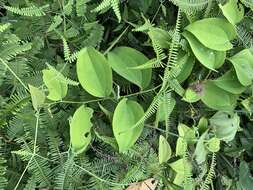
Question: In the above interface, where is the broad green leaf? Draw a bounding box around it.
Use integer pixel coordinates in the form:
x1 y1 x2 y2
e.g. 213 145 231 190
149 28 171 49
205 137 220 152
112 98 144 152
212 69 246 94
219 0 244 25
228 49 253 86
201 81 237 111
197 117 208 134
42 69 68 101
210 111 240 142
108 47 152 89
178 123 196 143
183 87 201 103
176 52 195 83
238 162 253 190
185 18 236 51
70 106 93 154
77 47 113 97
29 84 45 111
194 131 208 164
159 135 172 164
183 31 226 70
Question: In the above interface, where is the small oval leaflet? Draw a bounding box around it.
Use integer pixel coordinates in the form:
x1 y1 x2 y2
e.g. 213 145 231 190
112 98 144 152
70 105 94 154
77 47 113 97
159 135 172 164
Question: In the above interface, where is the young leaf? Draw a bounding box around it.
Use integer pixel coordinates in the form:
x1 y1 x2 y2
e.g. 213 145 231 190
201 81 237 111
70 105 93 154
176 52 195 83
108 47 152 89
212 69 246 94
205 137 220 153
112 98 144 152
219 0 244 25
194 131 208 164
210 111 240 142
228 49 253 86
185 18 236 51
159 135 172 164
42 69 68 101
77 47 113 97
183 31 225 70
29 84 45 111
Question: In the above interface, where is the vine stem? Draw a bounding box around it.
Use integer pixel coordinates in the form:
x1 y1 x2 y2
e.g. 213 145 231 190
0 58 28 91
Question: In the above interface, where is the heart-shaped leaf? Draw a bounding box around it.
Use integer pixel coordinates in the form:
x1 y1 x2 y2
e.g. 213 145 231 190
159 135 172 164
112 98 144 152
70 105 93 154
183 31 226 70
205 137 220 153
228 49 253 86
210 111 240 142
29 84 45 111
212 69 246 94
108 47 152 89
77 47 113 97
219 0 244 25
185 18 236 51
42 69 68 101
201 81 237 111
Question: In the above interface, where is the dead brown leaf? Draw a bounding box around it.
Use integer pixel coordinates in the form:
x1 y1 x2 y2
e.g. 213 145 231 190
125 178 158 190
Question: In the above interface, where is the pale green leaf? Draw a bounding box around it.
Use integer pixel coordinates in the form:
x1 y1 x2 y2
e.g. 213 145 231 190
194 131 208 164
108 47 152 89
77 47 113 97
183 87 201 103
29 84 45 111
112 98 144 152
205 137 220 153
159 135 172 164
176 52 195 83
70 105 93 154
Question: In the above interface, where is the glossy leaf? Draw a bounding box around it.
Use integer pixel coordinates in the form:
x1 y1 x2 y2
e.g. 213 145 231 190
77 47 113 97
42 69 68 101
212 69 246 94
228 49 253 86
219 0 244 25
183 31 226 70
29 84 45 111
201 81 237 111
108 47 152 89
159 135 172 164
112 98 144 152
70 106 94 154
185 18 236 51
210 111 240 142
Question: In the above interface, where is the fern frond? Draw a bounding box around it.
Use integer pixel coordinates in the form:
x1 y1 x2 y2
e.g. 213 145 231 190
200 153 216 190
93 0 111 12
169 0 208 14
4 4 48 17
47 16 63 32
76 0 89 16
0 23 11 33
0 139 7 190
64 0 74 15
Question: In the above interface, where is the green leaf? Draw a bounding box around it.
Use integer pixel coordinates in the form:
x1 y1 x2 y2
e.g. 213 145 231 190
238 162 253 190
42 69 68 101
185 18 236 51
29 84 45 111
149 28 171 49
169 158 192 175
228 49 253 86
108 46 152 89
159 135 172 164
183 87 201 103
212 69 246 94
70 105 93 154
205 137 220 153
197 117 208 134
77 47 113 97
176 52 195 83
210 111 240 142
178 123 196 143
194 131 208 164
112 98 144 152
201 81 237 111
183 31 226 70
219 0 244 25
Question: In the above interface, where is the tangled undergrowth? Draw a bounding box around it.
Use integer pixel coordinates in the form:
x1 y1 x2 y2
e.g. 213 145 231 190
0 0 253 189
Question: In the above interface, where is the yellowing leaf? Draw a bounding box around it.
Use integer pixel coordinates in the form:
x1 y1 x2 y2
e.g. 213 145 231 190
219 0 244 25
29 84 45 110
77 47 113 97
112 98 144 152
159 135 172 164
70 106 93 154
108 47 152 89
185 18 236 51
42 69 68 101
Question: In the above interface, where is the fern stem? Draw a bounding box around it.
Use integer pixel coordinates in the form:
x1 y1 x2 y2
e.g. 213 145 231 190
0 58 28 91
